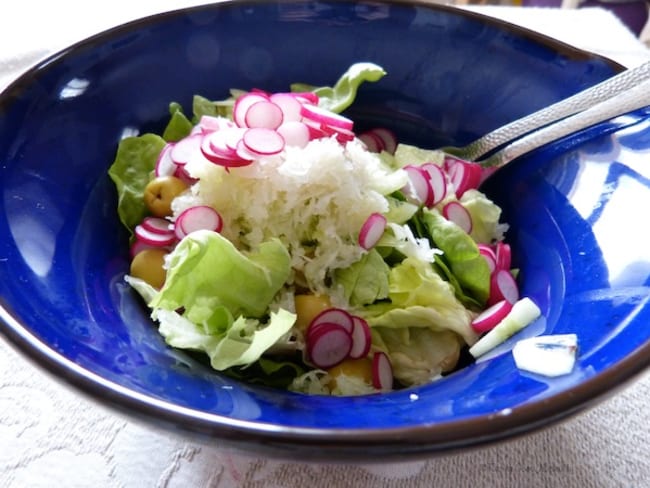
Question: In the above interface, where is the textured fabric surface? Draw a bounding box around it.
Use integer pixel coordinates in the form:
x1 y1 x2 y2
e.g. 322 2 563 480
1 2 650 487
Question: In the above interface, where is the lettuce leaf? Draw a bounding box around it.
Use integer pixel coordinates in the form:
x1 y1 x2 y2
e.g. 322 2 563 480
291 62 386 113
150 230 291 320
460 189 509 244
107 133 166 234
362 257 477 345
333 248 390 306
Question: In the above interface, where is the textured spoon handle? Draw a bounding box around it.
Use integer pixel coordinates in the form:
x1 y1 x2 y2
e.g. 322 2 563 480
481 78 650 168
462 60 650 161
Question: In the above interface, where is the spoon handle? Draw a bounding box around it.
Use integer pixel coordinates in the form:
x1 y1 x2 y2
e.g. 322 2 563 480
460 60 650 162
480 77 650 168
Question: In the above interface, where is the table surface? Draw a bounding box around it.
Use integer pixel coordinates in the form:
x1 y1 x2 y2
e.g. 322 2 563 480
2 2 650 487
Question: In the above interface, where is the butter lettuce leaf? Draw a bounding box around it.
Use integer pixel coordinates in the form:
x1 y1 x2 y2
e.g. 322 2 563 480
108 133 166 234
291 62 386 113
333 249 390 306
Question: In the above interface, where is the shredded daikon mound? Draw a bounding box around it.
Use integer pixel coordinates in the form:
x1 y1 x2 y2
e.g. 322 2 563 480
174 135 407 294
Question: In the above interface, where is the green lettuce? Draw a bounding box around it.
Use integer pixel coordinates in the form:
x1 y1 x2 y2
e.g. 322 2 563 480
291 62 386 113
362 257 476 345
460 189 508 244
107 133 166 234
333 249 390 306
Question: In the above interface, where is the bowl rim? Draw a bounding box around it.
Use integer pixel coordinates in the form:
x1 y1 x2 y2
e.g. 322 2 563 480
0 0 642 460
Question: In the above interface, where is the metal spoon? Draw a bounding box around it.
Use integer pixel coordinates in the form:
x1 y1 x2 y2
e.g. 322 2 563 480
442 60 650 167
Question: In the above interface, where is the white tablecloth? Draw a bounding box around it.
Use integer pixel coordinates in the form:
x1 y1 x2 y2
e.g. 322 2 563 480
2 2 650 487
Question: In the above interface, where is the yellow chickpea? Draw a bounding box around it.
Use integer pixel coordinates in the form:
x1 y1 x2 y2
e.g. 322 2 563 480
294 294 332 332
130 248 168 289
143 176 188 217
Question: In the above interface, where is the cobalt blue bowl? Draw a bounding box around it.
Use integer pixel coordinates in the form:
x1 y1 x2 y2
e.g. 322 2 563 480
1 0 650 460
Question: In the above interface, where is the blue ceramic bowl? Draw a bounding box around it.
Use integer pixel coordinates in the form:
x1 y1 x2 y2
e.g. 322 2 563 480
2 0 650 460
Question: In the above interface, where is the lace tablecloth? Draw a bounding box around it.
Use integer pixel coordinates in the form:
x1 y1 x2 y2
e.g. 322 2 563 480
2 2 650 487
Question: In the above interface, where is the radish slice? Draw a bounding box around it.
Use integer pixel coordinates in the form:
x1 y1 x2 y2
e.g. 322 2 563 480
320 123 356 143
442 201 473 234
471 299 514 333
242 128 285 156
198 115 232 133
446 157 482 198
309 308 354 335
176 205 223 235
141 217 173 235
349 316 371 359
421 163 447 207
269 93 304 122
402 165 432 206
358 131 384 153
206 130 239 159
489 269 520 305
233 92 269 128
292 91 319 104
201 134 253 167
277 121 310 148
495 242 512 270
300 104 354 131
130 239 161 258
358 213 387 250
155 143 177 177
244 100 284 129
307 323 352 369
369 128 397 155
135 224 176 247
371 352 393 391
478 243 497 273
170 134 203 166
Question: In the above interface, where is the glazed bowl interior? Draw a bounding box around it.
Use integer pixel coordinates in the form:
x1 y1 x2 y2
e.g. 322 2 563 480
1 0 650 460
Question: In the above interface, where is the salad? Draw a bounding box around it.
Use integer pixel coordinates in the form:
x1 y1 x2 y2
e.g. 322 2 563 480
109 63 541 396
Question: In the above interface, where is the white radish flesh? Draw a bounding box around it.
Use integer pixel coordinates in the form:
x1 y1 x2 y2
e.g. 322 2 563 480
471 299 513 334
478 244 497 273
309 308 354 335
489 269 519 305
141 217 173 235
244 100 284 129
155 143 177 177
176 205 223 235
300 103 354 131
233 93 269 128
442 201 473 234
307 323 352 369
446 157 482 198
358 213 387 250
369 127 397 155
242 128 285 156
269 93 304 122
403 165 432 206
358 131 383 153
372 352 393 391
496 242 512 270
277 121 311 148
134 224 176 247
170 134 202 166
469 297 541 358
421 163 447 206
348 316 371 359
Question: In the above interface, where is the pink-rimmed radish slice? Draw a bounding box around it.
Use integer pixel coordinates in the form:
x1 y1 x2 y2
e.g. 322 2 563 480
198 115 233 133
205 130 239 159
242 128 285 156
201 134 253 167
135 224 176 247
244 100 284 129
371 352 393 391
269 92 304 122
319 123 355 143
233 92 270 128
292 91 319 104
442 201 473 234
403 165 433 206
446 156 482 198
420 162 447 207
471 299 514 334
141 216 173 235
478 243 497 273
176 205 223 236
301 118 328 140
170 134 202 166
358 212 387 250
489 269 520 306
307 323 353 369
300 104 354 131
358 131 384 153
308 308 354 336
369 128 397 155
277 121 311 148
495 241 512 270
155 143 177 177
349 316 371 359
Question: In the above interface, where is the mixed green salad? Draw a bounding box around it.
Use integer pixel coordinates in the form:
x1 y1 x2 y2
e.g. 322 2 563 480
109 63 540 396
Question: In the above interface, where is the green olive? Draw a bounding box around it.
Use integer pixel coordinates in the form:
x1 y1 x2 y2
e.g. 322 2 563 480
130 248 168 289
143 176 188 217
